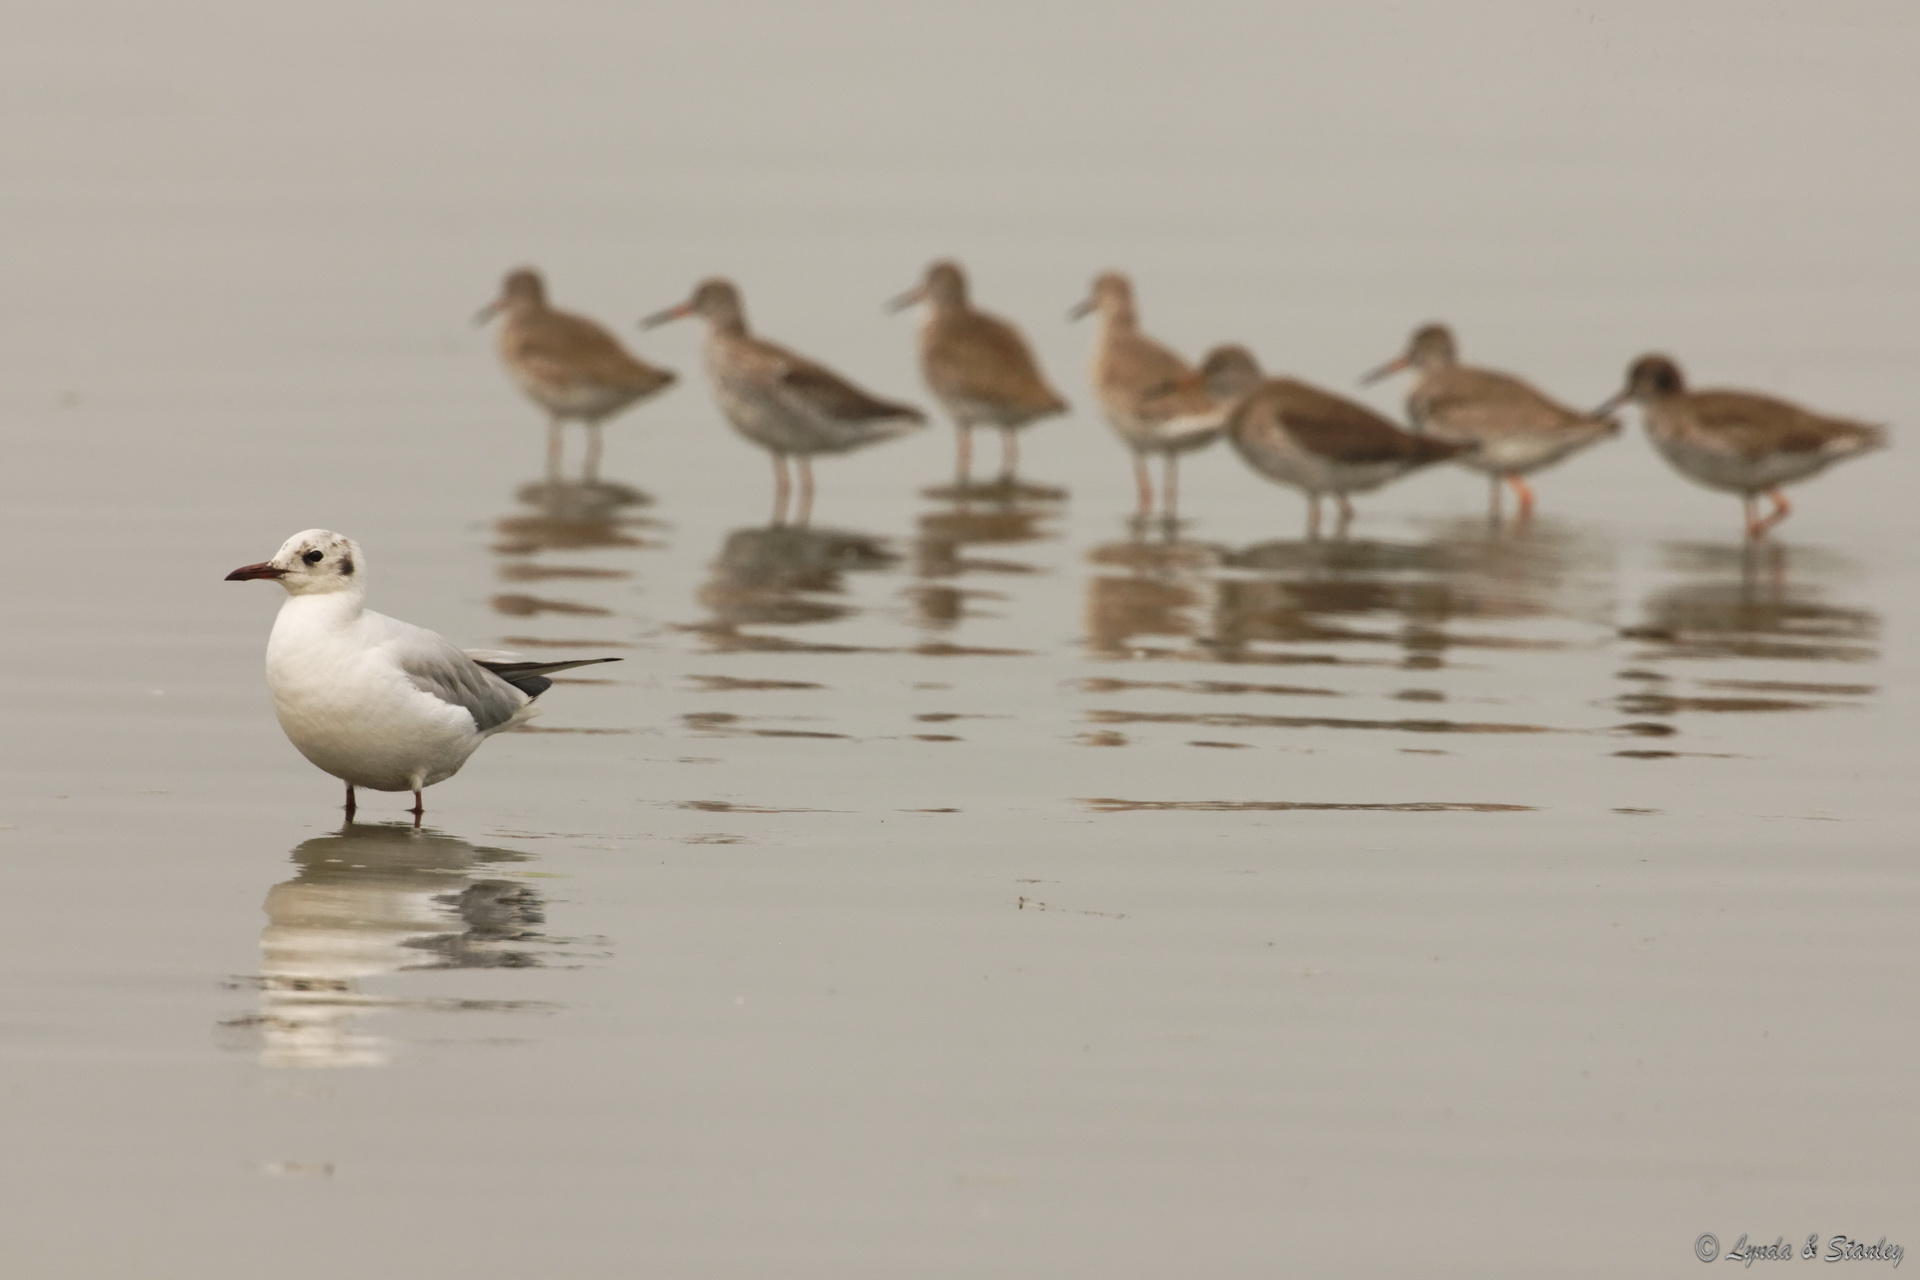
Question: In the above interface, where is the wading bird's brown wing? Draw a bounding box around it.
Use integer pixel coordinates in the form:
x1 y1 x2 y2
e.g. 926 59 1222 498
1270 379 1462 464
766 345 925 424
924 310 1067 417
1103 329 1210 422
1414 366 1596 437
1688 390 1886 459
509 308 675 394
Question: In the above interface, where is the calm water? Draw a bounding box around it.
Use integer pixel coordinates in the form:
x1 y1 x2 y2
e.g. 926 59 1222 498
5 3 1919 1276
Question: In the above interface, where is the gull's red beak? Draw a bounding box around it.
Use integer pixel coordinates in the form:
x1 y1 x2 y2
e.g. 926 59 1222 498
225 561 285 582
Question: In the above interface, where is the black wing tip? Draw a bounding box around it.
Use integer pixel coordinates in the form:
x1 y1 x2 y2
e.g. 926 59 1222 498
476 656 623 672
474 655 623 699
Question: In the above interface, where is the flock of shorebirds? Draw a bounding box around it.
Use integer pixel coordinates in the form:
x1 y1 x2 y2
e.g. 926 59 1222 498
220 260 1894 821
477 260 1888 540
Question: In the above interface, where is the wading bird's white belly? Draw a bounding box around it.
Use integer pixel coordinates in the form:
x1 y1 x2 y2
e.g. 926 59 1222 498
515 374 641 423
1648 427 1832 494
1233 427 1404 495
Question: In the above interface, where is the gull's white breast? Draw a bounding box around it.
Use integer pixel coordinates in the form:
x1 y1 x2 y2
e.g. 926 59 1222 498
264 599 519 792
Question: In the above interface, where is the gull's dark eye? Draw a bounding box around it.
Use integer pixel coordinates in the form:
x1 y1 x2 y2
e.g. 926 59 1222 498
303 549 324 565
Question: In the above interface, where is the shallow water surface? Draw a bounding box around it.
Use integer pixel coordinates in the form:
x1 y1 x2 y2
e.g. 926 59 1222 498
4 3 1919 1276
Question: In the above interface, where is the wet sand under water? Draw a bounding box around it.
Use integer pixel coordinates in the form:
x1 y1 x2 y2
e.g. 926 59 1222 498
4 3 1920 1276
8 457 1915 1276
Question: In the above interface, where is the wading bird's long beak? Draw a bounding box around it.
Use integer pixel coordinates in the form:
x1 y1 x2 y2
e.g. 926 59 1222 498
1358 353 1410 386
1590 389 1631 420
1066 296 1095 322
472 298 503 326
639 301 693 330
883 284 925 315
225 561 286 582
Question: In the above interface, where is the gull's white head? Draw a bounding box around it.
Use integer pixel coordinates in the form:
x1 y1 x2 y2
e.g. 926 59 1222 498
226 529 364 596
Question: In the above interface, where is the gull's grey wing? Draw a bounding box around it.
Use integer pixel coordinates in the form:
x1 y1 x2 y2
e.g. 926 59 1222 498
398 641 528 733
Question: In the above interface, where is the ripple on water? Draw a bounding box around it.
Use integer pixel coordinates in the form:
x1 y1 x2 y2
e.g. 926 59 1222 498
491 594 614 618
685 675 827 692
1083 709 1555 735
1081 798 1537 813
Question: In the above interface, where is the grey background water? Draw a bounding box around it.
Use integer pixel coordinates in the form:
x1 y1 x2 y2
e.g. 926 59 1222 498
4 2 1917 1275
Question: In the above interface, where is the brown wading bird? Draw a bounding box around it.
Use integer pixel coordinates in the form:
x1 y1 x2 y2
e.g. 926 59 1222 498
1069 272 1224 519
1360 322 1619 520
1593 354 1888 539
1185 345 1471 536
885 260 1068 487
475 268 677 481
641 278 925 525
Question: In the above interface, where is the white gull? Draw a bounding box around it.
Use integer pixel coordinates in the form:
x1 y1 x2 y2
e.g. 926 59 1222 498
226 529 618 822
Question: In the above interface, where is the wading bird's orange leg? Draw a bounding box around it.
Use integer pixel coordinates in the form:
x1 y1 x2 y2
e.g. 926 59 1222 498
1507 474 1536 521
1745 489 1792 538
1758 488 1792 533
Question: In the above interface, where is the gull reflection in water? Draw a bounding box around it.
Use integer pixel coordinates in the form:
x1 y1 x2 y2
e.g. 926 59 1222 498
232 824 550 1069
